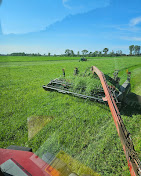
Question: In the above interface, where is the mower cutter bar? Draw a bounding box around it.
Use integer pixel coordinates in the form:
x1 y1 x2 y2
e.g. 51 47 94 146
43 85 104 102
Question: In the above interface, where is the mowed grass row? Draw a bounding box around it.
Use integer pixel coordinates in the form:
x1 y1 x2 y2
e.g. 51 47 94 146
0 56 141 176
0 55 79 62
0 55 139 63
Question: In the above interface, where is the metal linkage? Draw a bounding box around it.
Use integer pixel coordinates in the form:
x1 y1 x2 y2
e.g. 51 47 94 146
91 66 141 176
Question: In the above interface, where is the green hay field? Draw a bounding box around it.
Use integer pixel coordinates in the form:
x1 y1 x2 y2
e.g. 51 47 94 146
0 56 141 175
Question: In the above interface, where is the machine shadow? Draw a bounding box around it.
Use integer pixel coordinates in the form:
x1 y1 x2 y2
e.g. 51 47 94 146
120 103 141 116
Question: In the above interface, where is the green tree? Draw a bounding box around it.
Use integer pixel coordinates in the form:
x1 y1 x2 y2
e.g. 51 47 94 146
48 52 51 56
88 52 93 57
70 50 74 56
134 45 140 55
103 48 109 55
94 51 98 57
109 50 115 57
65 49 71 56
77 51 80 57
119 50 122 56
82 49 88 56
129 45 134 55
98 51 102 57
116 50 122 56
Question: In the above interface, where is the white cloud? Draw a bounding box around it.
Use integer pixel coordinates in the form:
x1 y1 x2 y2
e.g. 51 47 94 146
62 0 110 14
121 36 141 41
1 0 70 34
62 0 71 9
130 17 141 26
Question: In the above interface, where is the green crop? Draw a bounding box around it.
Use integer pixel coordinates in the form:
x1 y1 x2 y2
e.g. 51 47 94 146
0 56 141 176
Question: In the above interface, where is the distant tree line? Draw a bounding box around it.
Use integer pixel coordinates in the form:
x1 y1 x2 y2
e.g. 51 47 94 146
9 52 42 56
64 48 126 57
1 45 140 57
64 46 141 57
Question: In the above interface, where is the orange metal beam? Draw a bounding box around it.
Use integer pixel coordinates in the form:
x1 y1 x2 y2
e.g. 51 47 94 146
91 66 141 176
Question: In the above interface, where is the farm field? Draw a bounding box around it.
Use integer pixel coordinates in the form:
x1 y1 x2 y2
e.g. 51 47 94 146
0 56 141 176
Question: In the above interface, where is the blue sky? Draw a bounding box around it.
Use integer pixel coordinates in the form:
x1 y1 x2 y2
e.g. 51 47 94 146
0 0 141 54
